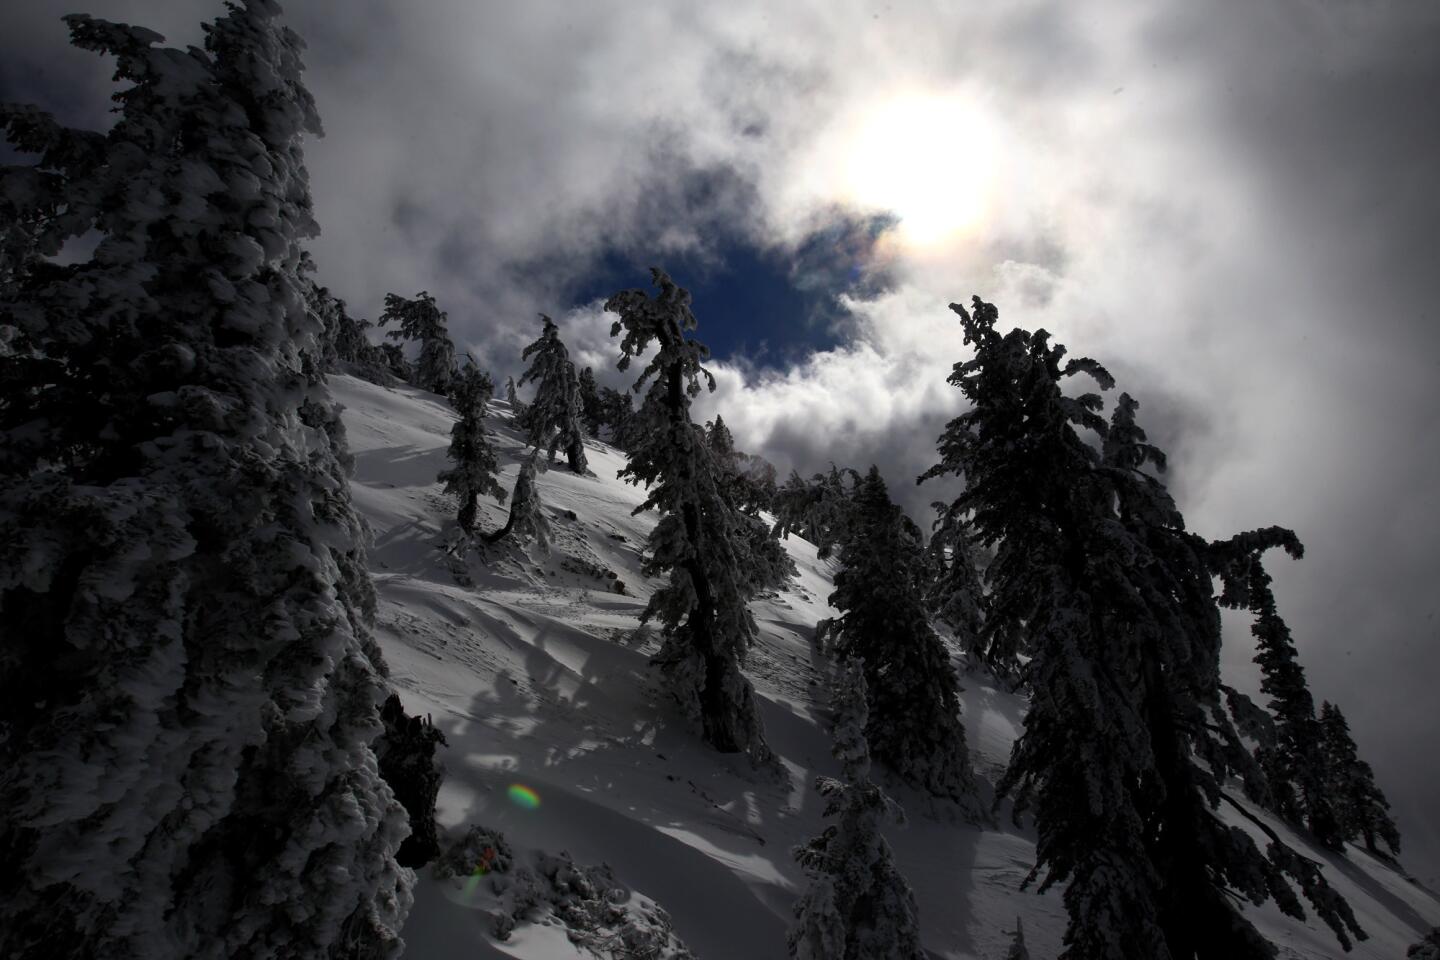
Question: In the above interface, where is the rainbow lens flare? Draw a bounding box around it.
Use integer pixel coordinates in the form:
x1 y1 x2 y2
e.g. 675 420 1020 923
507 784 540 809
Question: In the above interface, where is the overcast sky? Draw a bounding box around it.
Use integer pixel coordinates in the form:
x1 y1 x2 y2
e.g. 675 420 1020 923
4 0 1438 888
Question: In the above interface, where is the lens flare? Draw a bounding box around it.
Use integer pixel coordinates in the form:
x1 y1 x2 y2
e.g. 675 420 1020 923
507 783 541 809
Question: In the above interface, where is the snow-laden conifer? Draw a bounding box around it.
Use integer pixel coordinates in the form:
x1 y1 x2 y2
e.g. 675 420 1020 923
437 361 506 535
0 5 410 957
305 275 390 383
597 384 638 448
924 500 990 673
578 365 604 436
505 375 526 417
1208 530 1344 848
485 451 550 551
829 466 973 803
379 290 455 395
1004 918 1030 960
772 464 861 559
922 297 1363 959
704 416 794 596
1319 701 1401 856
604 268 773 763
517 314 588 473
788 658 925 960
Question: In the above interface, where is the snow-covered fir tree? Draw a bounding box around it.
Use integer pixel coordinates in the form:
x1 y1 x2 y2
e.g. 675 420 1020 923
305 274 390 384
788 658 925 960
596 383 638 448
0 5 411 957
437 361 506 535
1319 701 1401 856
378 340 413 383
1005 918 1031 960
577 365 604 436
517 314 588 474
505 374 526 416
771 464 861 559
604 268 773 763
379 290 455 395
1208 529 1344 849
706 415 777 516
703 416 794 597
485 451 550 551
922 297 1363 959
923 500 990 675
828 466 973 803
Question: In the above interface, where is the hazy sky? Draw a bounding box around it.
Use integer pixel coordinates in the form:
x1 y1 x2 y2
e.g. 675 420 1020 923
4 0 1438 888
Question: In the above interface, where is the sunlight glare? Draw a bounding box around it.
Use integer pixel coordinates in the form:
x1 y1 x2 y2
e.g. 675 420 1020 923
843 93 998 248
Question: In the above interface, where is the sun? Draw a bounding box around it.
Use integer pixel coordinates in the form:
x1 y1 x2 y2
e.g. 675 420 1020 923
842 92 999 248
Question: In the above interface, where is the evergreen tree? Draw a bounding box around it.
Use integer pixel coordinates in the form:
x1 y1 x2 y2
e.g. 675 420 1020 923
577 365 604 436
505 375 526 417
304 275 391 384
705 416 795 596
379 290 455 394
484 452 550 551
1005 918 1031 960
436 361 506 535
788 658 925 960
0 5 410 957
596 384 638 448
517 314 587 474
772 464 861 559
923 500 990 673
605 268 772 763
922 297 1363 959
1208 531 1344 849
830 466 972 802
1319 701 1401 856
378 341 412 383
706 415 777 516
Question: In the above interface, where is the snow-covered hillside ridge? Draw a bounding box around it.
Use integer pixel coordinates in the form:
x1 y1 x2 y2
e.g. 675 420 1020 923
334 373 1440 959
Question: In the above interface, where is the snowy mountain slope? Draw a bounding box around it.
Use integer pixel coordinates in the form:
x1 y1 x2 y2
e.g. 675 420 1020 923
332 373 1440 960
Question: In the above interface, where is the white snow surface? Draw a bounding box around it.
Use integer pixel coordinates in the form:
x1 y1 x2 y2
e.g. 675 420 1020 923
333 373 1440 960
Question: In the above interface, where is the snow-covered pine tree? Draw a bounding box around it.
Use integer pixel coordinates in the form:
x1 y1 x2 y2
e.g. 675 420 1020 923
437 361 506 535
517 314 588 474
378 341 413 383
604 268 773 763
1004 918 1030 960
706 415 776 516
788 658 925 960
922 297 1363 959
379 290 455 395
703 416 794 597
829 466 972 803
0 5 411 958
305 274 393 385
577 365 604 436
484 451 550 551
737 451 780 513
771 464 861 559
1207 530 1344 849
597 383 638 448
923 500 990 673
1319 701 1401 856
505 374 526 416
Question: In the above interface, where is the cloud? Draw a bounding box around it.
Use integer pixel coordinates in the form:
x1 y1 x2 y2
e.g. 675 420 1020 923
5 0 1438 882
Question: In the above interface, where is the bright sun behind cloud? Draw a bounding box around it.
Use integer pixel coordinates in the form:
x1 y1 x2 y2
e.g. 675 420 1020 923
841 92 1000 249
